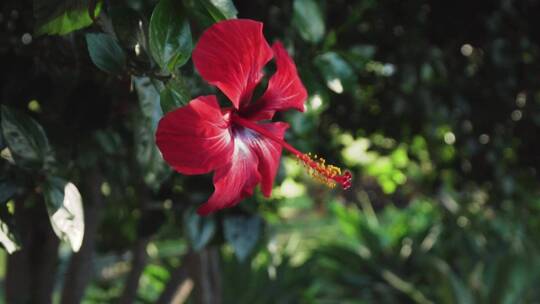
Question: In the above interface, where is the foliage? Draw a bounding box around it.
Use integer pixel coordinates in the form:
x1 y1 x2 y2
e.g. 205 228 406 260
1 0 540 303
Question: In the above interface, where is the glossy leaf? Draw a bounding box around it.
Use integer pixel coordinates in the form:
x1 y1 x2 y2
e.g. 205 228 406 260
42 177 85 252
185 209 216 251
223 214 262 261
85 33 126 74
149 0 193 72
160 77 191 113
200 0 238 21
34 0 102 36
0 105 52 168
110 7 146 50
292 0 325 43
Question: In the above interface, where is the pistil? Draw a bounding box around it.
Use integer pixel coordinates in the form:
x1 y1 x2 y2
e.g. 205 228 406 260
232 115 352 190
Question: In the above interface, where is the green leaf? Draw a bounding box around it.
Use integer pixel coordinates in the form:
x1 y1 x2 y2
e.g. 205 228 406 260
200 0 238 21
42 177 85 252
314 52 357 94
85 33 126 74
293 0 325 43
109 7 146 51
223 215 262 261
432 258 474 304
160 77 191 113
133 77 163 131
0 105 53 168
0 180 19 254
0 218 20 254
34 0 102 36
149 0 193 72
185 209 216 251
133 77 170 189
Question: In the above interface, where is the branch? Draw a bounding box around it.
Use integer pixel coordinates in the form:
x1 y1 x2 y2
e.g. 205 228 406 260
118 237 150 304
5 195 60 303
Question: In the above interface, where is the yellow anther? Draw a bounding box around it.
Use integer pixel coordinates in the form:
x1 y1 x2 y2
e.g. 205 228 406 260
295 152 345 189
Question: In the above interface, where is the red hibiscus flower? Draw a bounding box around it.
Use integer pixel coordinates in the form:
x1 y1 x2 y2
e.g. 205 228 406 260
156 19 351 215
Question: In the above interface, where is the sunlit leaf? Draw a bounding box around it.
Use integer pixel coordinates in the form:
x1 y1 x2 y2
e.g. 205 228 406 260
34 0 102 36
0 217 20 254
293 0 325 43
0 180 20 254
149 0 192 72
223 215 262 261
85 33 126 74
200 0 238 21
42 177 85 252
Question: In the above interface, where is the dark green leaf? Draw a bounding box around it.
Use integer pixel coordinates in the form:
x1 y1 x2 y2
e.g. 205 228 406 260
42 177 84 252
133 77 163 131
94 130 124 155
134 115 171 189
43 177 65 212
200 0 238 21
186 209 216 251
431 258 474 304
85 33 126 74
160 77 191 113
0 105 53 168
34 0 102 36
314 52 357 93
110 7 146 51
149 0 193 72
181 0 215 27
223 215 262 261
133 77 170 189
293 0 325 43
109 7 153 72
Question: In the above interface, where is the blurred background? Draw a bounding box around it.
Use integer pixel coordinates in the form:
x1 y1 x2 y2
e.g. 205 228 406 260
1 0 540 303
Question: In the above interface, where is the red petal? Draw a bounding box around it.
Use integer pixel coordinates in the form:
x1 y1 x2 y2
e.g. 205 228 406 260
247 122 288 197
156 95 233 175
243 42 308 121
193 19 273 109
197 134 261 215
196 122 288 215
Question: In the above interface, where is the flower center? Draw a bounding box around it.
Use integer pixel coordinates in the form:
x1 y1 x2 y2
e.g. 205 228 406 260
231 115 352 190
